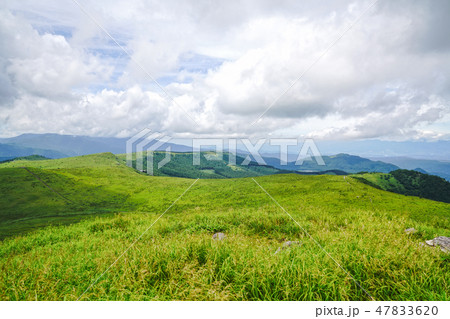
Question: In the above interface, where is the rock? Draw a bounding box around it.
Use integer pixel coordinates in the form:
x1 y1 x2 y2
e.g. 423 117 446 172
435 237 450 253
425 239 435 246
405 228 417 234
424 236 450 253
275 240 301 254
282 241 300 247
212 232 226 241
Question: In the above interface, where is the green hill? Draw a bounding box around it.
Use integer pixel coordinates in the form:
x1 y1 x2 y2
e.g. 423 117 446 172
0 154 49 163
0 153 449 301
117 151 285 178
353 170 450 203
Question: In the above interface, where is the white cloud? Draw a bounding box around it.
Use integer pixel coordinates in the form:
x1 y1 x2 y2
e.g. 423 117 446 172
0 9 110 99
0 0 449 140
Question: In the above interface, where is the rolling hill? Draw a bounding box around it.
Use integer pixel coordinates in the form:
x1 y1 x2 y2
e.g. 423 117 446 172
354 170 450 203
0 154 49 163
0 152 449 301
117 151 287 178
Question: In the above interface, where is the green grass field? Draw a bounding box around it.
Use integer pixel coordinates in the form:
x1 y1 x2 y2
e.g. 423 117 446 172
0 153 449 300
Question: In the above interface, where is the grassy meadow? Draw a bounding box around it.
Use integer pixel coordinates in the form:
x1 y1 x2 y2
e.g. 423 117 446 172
0 153 449 300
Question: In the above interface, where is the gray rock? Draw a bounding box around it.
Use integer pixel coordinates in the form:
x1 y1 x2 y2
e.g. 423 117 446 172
282 241 300 247
405 228 417 234
212 232 226 241
425 239 435 246
275 240 301 254
425 236 450 253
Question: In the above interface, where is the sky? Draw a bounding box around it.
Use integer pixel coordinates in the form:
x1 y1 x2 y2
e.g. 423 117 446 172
0 0 449 141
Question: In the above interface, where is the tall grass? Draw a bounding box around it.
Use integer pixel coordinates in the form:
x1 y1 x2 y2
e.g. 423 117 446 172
0 154 448 300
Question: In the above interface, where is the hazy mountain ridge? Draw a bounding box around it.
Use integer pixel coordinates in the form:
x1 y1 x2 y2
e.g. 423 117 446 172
263 153 400 174
0 133 191 159
1 134 448 179
369 156 450 181
0 142 68 161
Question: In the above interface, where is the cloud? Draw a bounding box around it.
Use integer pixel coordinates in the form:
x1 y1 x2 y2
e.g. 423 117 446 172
0 9 110 98
0 0 449 140
2 86 170 136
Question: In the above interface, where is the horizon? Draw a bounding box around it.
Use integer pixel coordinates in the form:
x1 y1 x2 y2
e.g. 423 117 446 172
1 131 450 161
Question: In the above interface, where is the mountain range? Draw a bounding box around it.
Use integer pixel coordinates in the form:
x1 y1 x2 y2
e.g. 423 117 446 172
1 133 449 180
262 153 399 174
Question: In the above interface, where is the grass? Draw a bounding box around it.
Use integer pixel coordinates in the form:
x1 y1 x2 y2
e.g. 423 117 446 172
355 173 406 192
353 171 450 203
0 153 449 300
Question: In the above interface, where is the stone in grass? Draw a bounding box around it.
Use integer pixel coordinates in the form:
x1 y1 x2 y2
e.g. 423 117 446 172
212 232 226 241
405 228 417 234
425 236 450 253
275 240 301 254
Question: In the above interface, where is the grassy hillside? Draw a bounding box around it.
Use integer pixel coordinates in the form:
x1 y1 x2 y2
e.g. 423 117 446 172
0 154 49 163
353 173 406 193
354 170 450 203
0 153 196 238
0 153 449 301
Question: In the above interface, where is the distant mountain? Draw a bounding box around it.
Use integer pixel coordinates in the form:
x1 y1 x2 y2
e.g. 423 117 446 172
0 143 68 161
369 156 450 181
413 168 428 174
262 153 399 173
0 133 126 156
314 140 450 160
259 140 450 161
0 133 192 159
